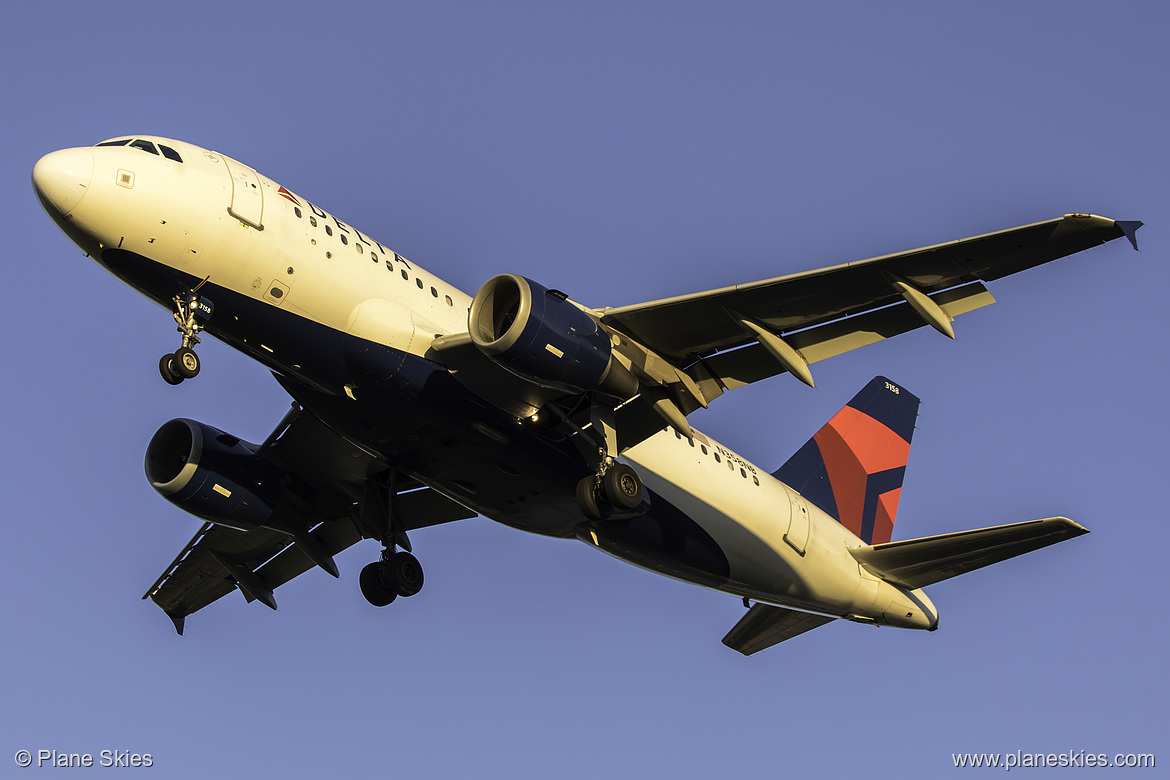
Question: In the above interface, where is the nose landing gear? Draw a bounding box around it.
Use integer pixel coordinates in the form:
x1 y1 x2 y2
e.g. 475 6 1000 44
159 280 207 385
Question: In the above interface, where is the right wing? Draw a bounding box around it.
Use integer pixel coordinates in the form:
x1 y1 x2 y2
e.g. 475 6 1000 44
435 215 1139 456
600 214 1141 367
143 406 477 633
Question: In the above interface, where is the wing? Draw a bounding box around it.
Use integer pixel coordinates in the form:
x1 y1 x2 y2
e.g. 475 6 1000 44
601 214 1141 393
143 406 477 633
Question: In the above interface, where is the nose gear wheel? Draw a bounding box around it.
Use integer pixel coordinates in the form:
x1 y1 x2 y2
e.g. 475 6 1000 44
159 278 208 385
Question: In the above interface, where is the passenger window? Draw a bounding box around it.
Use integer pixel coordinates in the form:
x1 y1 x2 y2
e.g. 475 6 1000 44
401 270 409 280
294 207 303 218
325 225 333 236
310 216 318 227
159 145 183 162
431 287 438 298
130 139 159 155
96 139 130 147
714 452 720 463
371 252 379 263
445 295 453 306
416 278 423 289
340 234 348 245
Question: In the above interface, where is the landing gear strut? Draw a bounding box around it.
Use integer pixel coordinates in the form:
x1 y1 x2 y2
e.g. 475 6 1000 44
158 280 207 385
360 549 425 607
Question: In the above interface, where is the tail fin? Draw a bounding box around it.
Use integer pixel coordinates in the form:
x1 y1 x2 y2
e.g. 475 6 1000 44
774 376 920 545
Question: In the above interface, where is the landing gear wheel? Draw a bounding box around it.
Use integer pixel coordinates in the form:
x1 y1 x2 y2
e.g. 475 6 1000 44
159 354 184 385
359 561 397 607
576 475 602 520
388 552 424 597
603 463 643 510
173 347 200 379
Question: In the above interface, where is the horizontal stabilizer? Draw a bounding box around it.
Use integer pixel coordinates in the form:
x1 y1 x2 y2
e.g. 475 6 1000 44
722 604 835 655
850 517 1088 590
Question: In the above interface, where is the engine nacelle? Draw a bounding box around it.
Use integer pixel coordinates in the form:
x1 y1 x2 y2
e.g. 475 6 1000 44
144 418 282 532
468 274 638 399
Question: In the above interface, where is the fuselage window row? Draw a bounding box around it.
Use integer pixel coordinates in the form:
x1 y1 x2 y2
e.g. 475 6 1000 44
672 429 757 484
289 193 456 307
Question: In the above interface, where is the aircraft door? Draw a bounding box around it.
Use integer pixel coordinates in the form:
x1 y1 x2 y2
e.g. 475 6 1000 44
785 490 810 555
222 155 264 229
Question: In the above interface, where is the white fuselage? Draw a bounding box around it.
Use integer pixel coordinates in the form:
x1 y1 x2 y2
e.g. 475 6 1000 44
34 136 937 632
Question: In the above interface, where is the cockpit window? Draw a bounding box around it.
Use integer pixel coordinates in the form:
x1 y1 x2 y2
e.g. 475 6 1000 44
159 144 183 163
130 139 159 155
96 139 131 147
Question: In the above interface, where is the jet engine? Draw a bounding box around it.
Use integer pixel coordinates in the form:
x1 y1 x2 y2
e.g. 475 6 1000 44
468 274 638 399
144 418 282 532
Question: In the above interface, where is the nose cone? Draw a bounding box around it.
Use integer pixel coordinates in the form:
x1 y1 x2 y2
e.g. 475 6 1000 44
33 148 94 217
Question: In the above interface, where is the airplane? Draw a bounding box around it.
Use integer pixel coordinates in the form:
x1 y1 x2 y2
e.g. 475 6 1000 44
32 136 1141 653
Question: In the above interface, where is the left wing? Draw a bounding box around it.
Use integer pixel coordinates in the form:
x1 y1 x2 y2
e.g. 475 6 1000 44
144 407 477 633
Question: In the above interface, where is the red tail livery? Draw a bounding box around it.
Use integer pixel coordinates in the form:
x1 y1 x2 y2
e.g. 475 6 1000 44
774 377 919 544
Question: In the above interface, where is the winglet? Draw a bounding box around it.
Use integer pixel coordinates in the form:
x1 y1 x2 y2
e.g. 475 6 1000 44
1116 220 1143 251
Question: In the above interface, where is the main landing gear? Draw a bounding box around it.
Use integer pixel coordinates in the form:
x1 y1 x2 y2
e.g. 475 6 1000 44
576 460 645 521
356 470 426 607
159 281 207 385
359 549 424 607
570 402 649 521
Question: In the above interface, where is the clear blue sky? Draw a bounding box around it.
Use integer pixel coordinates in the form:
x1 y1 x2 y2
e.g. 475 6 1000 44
3 2 1165 777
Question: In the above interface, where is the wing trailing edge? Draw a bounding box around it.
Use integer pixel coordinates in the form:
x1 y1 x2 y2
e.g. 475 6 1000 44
850 517 1088 590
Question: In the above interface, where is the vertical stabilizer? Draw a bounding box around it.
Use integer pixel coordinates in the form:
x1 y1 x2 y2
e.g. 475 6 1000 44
773 377 920 544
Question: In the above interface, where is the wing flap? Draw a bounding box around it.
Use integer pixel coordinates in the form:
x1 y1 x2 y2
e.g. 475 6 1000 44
694 282 994 395
850 516 1089 590
722 604 835 655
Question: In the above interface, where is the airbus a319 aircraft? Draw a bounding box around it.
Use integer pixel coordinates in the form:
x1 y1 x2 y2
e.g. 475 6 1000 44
33 136 1140 653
